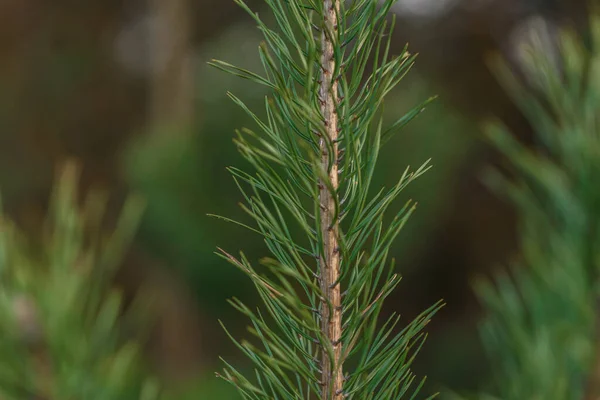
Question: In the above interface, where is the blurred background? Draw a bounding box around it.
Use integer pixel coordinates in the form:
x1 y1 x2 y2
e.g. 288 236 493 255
0 0 590 397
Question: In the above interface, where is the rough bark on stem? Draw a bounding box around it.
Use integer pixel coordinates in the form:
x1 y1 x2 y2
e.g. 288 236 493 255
318 0 342 399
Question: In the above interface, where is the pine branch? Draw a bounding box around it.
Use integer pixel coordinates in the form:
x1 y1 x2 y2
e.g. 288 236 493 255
211 1 441 398
318 0 343 398
466 9 600 400
0 161 159 399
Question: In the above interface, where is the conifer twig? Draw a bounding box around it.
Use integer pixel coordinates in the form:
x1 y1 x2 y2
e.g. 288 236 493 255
473 11 600 399
318 0 343 398
211 1 441 398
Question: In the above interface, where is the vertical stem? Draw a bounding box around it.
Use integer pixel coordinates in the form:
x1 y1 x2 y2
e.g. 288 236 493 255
319 0 342 399
149 0 194 133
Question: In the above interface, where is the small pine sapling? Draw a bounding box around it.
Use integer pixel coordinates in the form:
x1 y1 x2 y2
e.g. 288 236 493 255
211 0 442 398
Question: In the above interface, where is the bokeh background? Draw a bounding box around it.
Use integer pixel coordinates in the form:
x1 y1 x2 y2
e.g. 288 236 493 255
0 0 590 397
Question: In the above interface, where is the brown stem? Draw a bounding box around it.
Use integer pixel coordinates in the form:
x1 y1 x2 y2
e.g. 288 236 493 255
318 1 342 399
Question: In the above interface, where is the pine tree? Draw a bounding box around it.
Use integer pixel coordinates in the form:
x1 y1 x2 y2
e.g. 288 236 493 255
0 161 159 400
210 0 442 398
464 9 600 400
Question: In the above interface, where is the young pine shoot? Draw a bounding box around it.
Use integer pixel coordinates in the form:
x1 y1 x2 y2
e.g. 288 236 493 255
211 1 442 398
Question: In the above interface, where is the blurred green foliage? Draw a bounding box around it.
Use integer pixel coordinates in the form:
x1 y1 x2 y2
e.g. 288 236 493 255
452 9 600 400
0 161 158 399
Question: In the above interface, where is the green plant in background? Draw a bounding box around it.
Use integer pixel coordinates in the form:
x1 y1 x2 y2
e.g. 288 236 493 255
0 161 159 399
211 0 441 398
463 10 600 400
